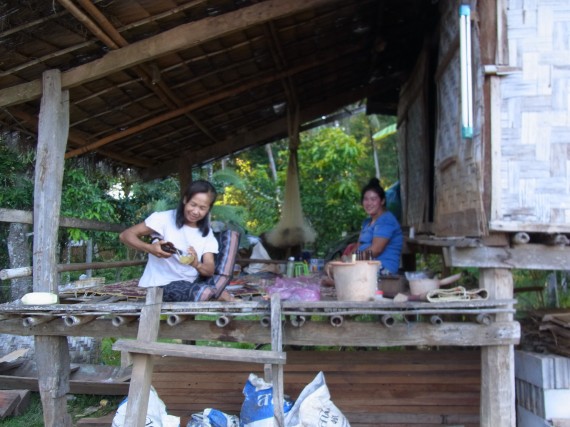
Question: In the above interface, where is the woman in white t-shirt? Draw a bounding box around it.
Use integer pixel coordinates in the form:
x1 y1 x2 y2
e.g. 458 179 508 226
120 180 219 288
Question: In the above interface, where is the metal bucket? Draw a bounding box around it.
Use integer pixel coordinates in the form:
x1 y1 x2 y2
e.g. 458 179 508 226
327 260 381 301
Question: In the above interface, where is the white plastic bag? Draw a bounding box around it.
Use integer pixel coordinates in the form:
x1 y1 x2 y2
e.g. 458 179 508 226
284 372 350 427
113 386 178 427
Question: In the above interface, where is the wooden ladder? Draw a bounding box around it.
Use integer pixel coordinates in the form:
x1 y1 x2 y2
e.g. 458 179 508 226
113 288 287 427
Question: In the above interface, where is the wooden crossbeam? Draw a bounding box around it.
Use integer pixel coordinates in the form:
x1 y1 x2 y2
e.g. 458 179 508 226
113 340 286 365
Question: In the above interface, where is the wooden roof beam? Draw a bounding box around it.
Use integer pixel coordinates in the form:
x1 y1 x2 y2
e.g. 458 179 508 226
6 107 152 168
63 43 361 158
142 83 380 179
0 0 340 108
60 0 218 144
264 22 298 109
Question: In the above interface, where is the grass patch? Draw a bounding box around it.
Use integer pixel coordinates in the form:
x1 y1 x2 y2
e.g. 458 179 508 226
101 337 121 366
0 393 43 427
0 393 123 426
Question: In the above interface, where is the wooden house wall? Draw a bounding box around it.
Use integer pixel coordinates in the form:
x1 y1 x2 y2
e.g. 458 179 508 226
489 0 570 233
432 0 487 237
397 0 492 237
397 47 431 231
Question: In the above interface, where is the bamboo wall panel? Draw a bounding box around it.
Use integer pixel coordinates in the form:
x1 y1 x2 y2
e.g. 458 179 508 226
433 0 487 237
491 0 570 232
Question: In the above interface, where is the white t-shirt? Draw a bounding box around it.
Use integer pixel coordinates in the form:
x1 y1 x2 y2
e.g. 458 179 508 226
138 210 219 288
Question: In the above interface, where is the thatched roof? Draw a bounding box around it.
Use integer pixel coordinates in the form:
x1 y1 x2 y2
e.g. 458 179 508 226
0 0 435 178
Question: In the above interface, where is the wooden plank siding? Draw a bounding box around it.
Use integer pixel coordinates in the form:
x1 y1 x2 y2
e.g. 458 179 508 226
150 349 481 427
432 0 488 237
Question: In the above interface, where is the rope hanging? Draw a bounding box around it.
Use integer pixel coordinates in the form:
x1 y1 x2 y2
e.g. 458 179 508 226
266 105 315 248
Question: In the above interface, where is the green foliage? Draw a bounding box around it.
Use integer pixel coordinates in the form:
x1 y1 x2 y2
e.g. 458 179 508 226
0 143 34 210
114 177 180 225
101 337 121 366
222 113 400 256
61 165 119 243
297 127 368 255
1 110 402 281
232 155 280 234
209 168 249 228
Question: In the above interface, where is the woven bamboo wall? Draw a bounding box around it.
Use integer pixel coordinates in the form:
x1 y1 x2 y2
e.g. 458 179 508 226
432 0 487 237
490 0 570 233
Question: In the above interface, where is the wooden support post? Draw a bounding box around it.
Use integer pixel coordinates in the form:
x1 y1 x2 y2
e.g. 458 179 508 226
178 153 193 198
33 69 72 427
270 293 285 426
35 336 71 425
123 286 163 427
33 70 69 290
479 268 516 427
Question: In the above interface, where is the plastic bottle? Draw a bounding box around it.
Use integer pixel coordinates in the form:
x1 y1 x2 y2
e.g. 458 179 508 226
286 257 295 277
374 290 384 301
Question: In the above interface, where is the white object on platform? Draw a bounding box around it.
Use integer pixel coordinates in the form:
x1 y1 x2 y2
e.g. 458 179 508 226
21 292 59 305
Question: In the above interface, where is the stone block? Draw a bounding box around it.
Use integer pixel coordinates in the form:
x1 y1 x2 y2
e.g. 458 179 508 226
515 351 570 389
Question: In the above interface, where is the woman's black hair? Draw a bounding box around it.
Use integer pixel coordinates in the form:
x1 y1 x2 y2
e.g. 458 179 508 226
176 180 217 236
360 177 386 204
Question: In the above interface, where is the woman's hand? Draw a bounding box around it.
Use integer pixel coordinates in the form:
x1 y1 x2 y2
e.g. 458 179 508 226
189 250 215 277
148 239 174 259
120 223 174 258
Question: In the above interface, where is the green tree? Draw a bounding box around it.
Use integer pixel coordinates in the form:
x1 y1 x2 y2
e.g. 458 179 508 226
297 126 370 255
232 156 280 234
228 118 393 256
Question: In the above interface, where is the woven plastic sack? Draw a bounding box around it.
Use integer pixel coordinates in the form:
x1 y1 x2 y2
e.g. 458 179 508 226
112 386 178 427
240 373 293 427
285 371 350 427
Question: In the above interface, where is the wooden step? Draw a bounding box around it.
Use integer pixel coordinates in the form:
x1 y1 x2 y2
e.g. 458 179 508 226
113 340 286 364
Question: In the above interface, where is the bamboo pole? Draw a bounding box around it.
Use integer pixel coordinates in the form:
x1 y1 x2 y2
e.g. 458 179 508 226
0 260 145 280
